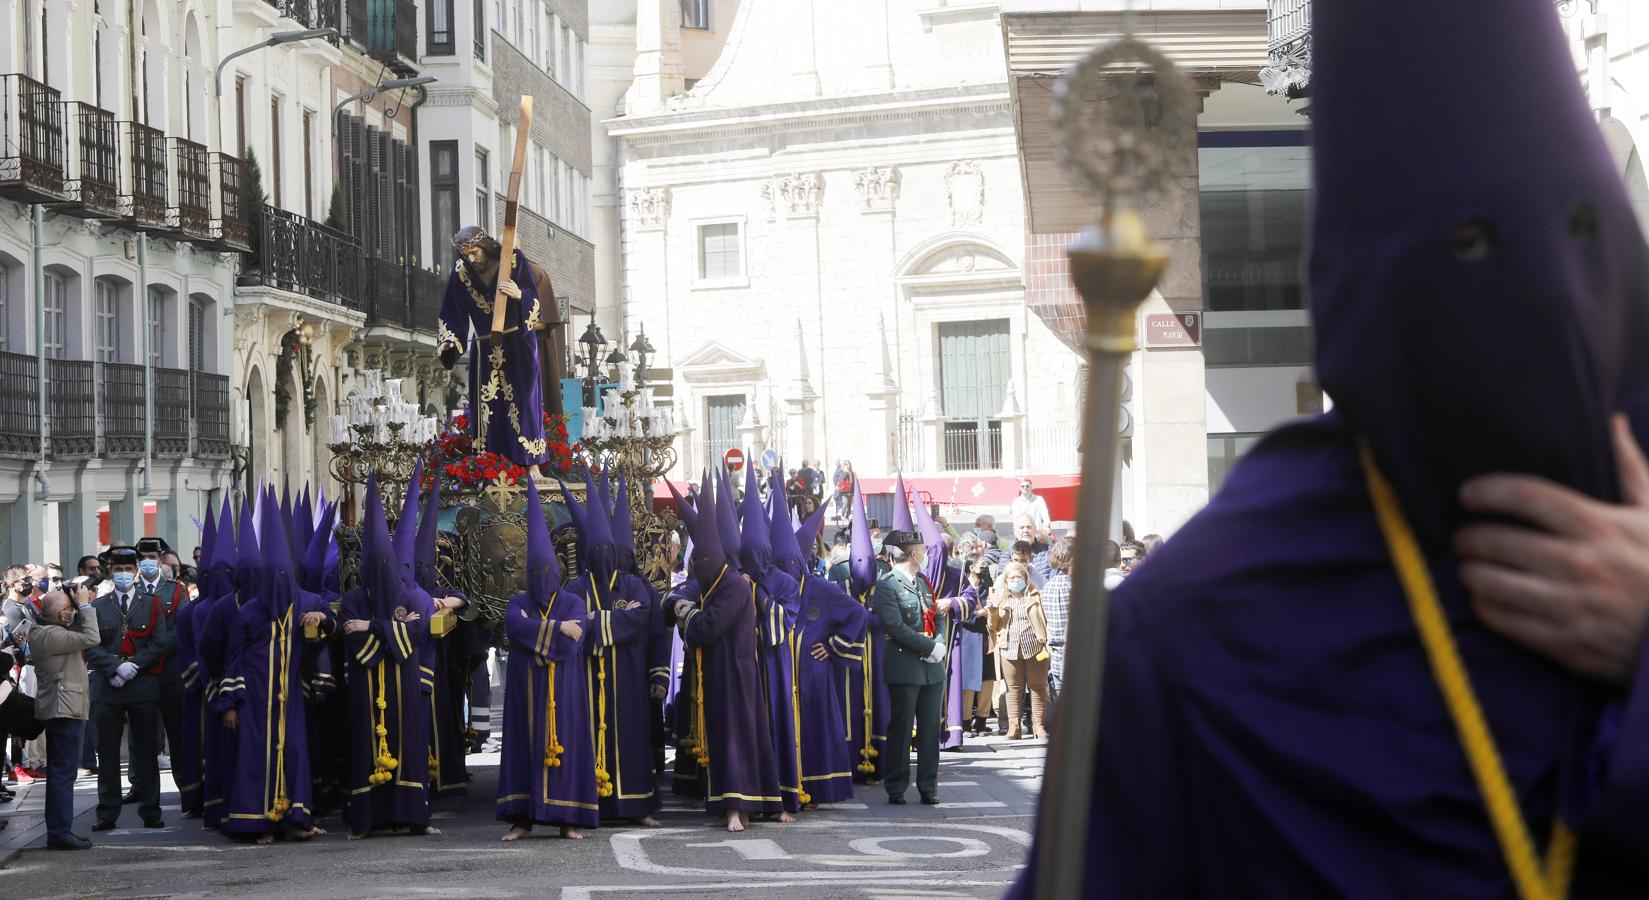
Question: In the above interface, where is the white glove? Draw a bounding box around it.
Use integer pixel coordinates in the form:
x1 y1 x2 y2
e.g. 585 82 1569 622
925 641 948 665
110 672 129 688
116 661 140 681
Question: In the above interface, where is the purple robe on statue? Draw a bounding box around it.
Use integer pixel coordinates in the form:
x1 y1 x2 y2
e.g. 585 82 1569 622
679 568 783 816
497 588 599 829
437 249 550 467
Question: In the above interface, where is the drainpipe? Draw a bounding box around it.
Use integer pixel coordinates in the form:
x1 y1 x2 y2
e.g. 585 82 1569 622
32 204 47 500
140 233 152 494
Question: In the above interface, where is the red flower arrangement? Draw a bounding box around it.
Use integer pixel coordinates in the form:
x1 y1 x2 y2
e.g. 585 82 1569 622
417 411 580 494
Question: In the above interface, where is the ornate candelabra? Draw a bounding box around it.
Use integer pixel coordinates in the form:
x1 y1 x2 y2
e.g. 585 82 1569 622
325 368 441 520
576 324 682 589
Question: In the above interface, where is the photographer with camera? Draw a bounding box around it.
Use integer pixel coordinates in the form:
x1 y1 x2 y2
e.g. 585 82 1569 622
27 583 100 849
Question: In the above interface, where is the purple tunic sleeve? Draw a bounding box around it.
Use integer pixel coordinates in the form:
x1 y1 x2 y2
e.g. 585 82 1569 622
1574 649 1649 860
341 589 385 670
210 609 249 713
682 577 750 650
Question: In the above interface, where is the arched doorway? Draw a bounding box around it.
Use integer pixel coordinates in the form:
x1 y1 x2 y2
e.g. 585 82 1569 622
313 377 334 498
246 365 269 490
281 364 305 487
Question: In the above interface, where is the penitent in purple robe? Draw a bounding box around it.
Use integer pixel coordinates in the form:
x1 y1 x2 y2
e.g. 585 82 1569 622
340 584 435 833
436 250 549 467
751 569 804 813
930 564 978 751
837 564 891 783
173 590 206 816
679 568 783 816
569 570 661 820
794 573 870 805
498 587 600 829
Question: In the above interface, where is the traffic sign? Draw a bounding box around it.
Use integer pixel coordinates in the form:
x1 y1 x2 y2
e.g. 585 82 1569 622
760 448 781 471
723 448 745 472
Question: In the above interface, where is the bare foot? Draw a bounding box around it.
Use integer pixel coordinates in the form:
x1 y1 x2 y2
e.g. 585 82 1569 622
349 830 370 841
310 825 329 836
635 816 661 827
709 813 729 828
421 825 442 835
288 828 317 841
726 812 746 833
255 834 274 845
777 812 796 824
561 826 585 840
802 803 819 812
501 826 530 842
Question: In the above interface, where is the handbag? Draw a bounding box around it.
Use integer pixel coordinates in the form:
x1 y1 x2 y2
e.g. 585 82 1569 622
0 681 45 741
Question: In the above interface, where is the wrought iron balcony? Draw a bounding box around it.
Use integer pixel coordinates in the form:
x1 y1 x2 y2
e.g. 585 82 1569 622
166 138 213 241
0 351 38 459
0 73 65 202
263 0 342 33
49 359 97 459
348 0 419 73
155 367 192 458
193 371 231 459
254 204 365 309
118 121 168 231
54 101 120 218
1261 0 1312 98
211 153 252 251
410 267 443 331
100 362 147 458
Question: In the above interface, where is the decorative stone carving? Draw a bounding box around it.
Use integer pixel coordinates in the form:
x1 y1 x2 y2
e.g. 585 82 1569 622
945 160 985 227
628 187 670 229
854 167 900 211
765 173 821 218
234 305 266 354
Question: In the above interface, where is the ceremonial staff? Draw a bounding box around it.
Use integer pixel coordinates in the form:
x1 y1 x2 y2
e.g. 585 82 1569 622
490 95 536 348
1033 29 1194 900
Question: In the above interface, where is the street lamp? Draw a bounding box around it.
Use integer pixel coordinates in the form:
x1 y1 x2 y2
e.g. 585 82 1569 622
577 314 607 407
604 347 626 383
629 323 655 381
331 76 439 135
215 29 339 97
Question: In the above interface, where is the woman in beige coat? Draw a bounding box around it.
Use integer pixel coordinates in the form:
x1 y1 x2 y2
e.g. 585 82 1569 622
987 561 1050 740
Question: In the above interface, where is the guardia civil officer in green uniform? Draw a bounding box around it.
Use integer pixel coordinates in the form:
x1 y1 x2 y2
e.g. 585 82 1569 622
873 530 963 805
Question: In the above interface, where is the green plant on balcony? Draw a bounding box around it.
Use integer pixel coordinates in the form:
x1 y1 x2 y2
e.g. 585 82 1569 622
325 183 347 233
242 150 270 276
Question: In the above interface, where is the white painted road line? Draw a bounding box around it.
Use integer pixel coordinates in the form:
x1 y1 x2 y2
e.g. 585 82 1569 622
933 802 1006 810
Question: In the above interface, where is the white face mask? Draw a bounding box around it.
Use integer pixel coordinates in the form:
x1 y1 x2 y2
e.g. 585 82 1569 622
1007 579 1028 593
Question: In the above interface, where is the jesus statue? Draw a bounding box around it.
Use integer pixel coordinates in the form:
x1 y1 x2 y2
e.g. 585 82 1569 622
437 225 569 466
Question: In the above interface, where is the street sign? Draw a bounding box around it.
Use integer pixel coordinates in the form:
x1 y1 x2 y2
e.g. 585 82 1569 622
760 448 781 471
723 448 745 472
1142 312 1202 347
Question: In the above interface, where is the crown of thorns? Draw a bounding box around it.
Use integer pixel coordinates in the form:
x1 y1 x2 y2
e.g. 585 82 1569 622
452 226 500 254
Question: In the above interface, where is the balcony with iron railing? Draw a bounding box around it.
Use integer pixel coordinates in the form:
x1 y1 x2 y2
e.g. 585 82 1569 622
350 0 420 73
167 138 212 240
55 101 119 218
155 367 192 458
193 371 231 459
101 362 147 457
260 0 342 33
48 358 97 459
118 120 168 230
0 73 65 202
1261 0 1312 97
0 351 38 459
253 204 365 309
211 153 252 251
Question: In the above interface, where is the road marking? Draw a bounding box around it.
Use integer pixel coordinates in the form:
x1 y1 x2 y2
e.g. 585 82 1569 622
608 821 1030 880
684 838 792 860
800 855 912 867
816 802 869 810
562 878 1014 900
934 802 1006 810
848 836 990 859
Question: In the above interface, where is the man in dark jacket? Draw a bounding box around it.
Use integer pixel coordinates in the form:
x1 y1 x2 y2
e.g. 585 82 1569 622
86 546 171 830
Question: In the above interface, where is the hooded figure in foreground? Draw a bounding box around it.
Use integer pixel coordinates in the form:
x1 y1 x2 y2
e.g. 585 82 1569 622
1011 0 1649 895
499 477 598 840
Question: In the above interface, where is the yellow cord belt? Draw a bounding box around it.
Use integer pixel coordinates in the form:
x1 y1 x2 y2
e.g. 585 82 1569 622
1360 445 1577 900
542 591 564 768
857 589 878 774
591 573 617 798
687 566 727 768
267 605 293 820
369 654 399 785
789 625 810 805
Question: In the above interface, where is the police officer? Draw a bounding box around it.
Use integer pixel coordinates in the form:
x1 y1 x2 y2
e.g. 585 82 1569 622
134 537 185 787
86 546 169 830
873 530 962 806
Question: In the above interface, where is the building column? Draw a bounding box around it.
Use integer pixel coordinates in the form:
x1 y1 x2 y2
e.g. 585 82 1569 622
865 316 901 476
738 403 766 458
631 0 686 115
3 496 46 567
998 381 1024 474
154 475 184 555
58 465 101 562
785 320 818 466
921 391 943 475
1135 89 1212 535
108 470 146 546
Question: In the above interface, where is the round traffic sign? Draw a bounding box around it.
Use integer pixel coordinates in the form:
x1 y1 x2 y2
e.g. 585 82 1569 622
760 448 781 472
723 448 745 472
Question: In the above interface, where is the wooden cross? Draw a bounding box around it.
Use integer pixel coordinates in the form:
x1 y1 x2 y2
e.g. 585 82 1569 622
488 95 535 348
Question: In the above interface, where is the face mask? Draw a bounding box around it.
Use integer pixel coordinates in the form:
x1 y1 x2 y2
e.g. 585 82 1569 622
138 559 160 579
1007 579 1027 593
112 572 136 591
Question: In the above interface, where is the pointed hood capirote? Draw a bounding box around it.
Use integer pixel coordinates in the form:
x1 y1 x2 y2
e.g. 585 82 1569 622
561 470 618 583
1308 0 1649 541
795 501 828 565
849 475 876 598
233 492 261 600
414 475 443 593
739 462 771 574
889 473 914 533
714 465 743 570
194 500 227 603
302 501 338 595
258 489 300 616
911 485 947 588
392 459 425 581
610 472 639 572
768 466 807 581
675 473 726 586
524 476 563 607
293 486 315 568
197 500 219 573
360 473 403 620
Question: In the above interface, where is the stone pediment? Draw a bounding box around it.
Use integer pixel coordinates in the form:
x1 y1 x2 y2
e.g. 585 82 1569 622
893 232 1023 292
677 341 765 382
